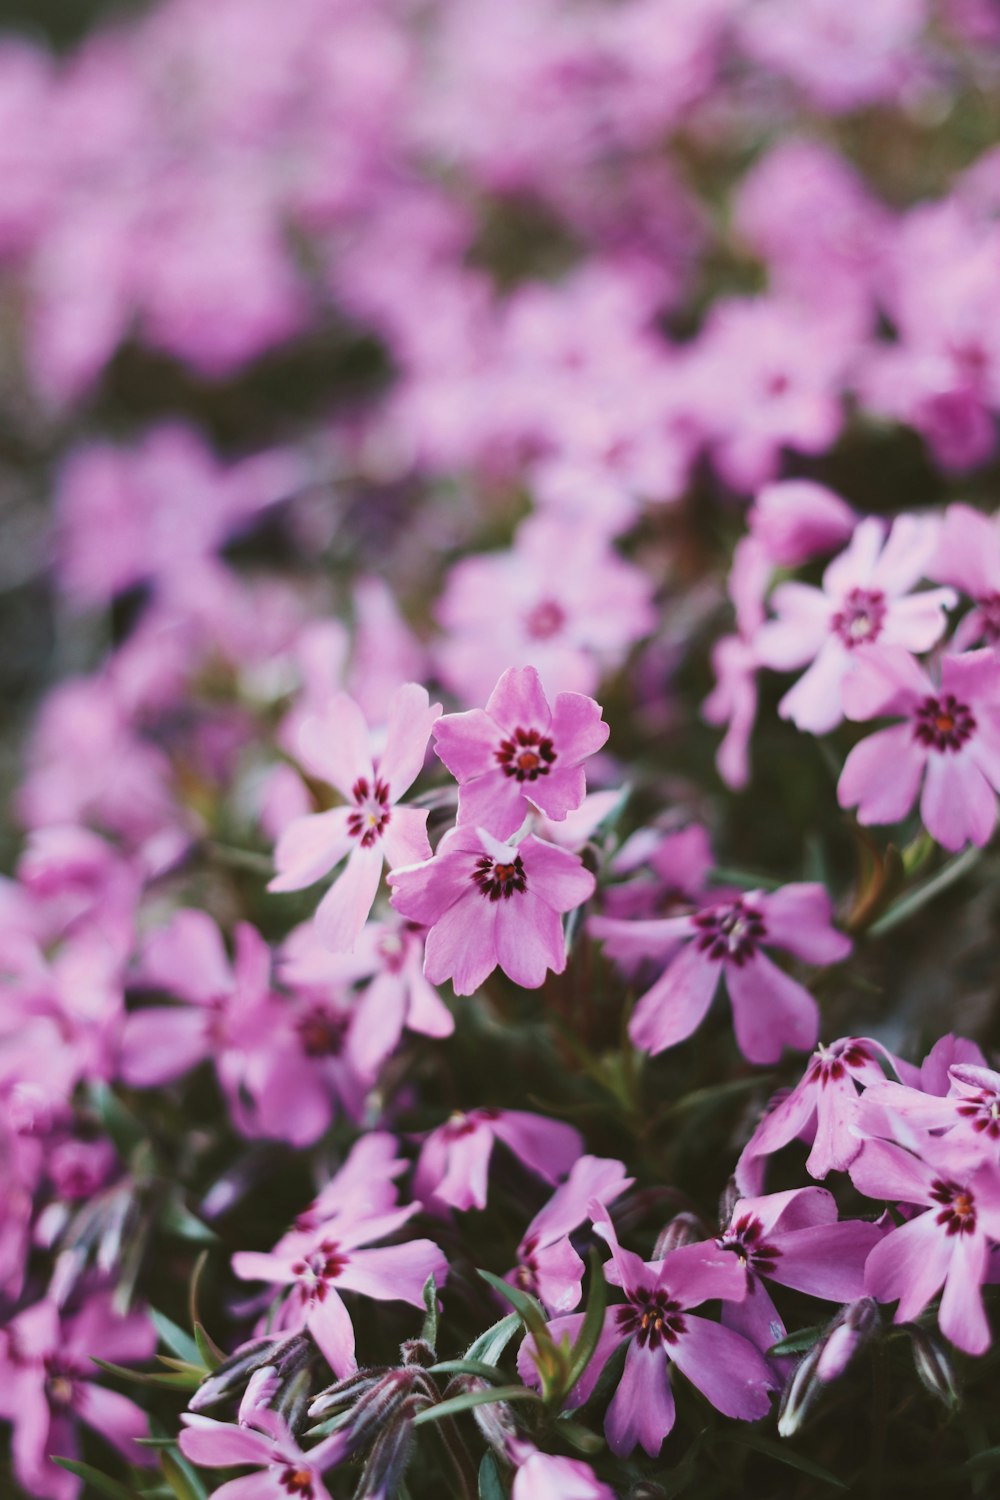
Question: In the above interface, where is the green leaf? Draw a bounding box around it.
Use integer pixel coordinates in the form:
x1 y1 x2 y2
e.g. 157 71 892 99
868 846 981 938
555 1417 604 1455
87 1084 145 1159
51 1458 139 1500
767 1325 824 1357
193 1322 224 1372
429 1359 512 1384
559 1248 607 1399
421 1273 439 1351
464 1313 521 1368
476 1271 550 1348
478 1451 507 1500
160 1197 218 1245
91 1357 202 1391
967 1449 1000 1472
152 1310 202 1367
412 1385 542 1428
161 1450 209 1500
730 1432 850 1490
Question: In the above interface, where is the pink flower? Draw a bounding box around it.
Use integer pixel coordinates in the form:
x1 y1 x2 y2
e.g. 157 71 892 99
511 1447 615 1500
388 826 596 995
434 515 655 703
0 1293 154 1500
433 666 609 839
716 1187 883 1359
735 1037 896 1194
269 683 441 951
850 1137 1000 1354
593 883 851 1065
180 1408 345 1500
232 1204 447 1379
932 502 1000 649
747 480 857 568
414 1108 582 1213
754 515 956 735
509 1154 633 1313
519 1205 773 1457
837 646 1000 850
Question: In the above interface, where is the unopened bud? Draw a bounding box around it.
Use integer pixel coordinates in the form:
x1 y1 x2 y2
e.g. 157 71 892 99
354 1401 417 1499
630 1485 667 1499
909 1325 960 1408
779 1300 879 1437
189 1332 311 1413
400 1338 436 1368
653 1212 705 1258
718 1177 740 1230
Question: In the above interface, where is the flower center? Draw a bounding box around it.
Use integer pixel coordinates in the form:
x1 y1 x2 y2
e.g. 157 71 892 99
347 777 391 847
692 899 766 966
930 1179 977 1236
292 1240 350 1301
805 1039 871 1086
495 726 558 782
44 1359 80 1409
280 1469 316 1498
472 853 527 901
956 1092 1000 1138
717 1213 783 1276
831 587 887 648
525 599 566 641
615 1286 686 1349
913 694 976 752
296 1005 349 1058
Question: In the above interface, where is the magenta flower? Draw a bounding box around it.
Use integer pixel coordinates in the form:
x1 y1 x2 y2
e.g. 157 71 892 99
754 515 956 735
388 826 596 996
838 646 1000 850
511 1447 615 1500
850 1137 1000 1355
859 1060 1000 1155
180 1408 345 1500
735 1036 895 1194
232 1192 447 1378
0 1293 154 1500
520 1205 773 1457
593 883 850 1065
932 502 1000 649
433 666 609 839
509 1154 633 1313
269 683 441 951
413 1107 582 1213
716 1187 883 1358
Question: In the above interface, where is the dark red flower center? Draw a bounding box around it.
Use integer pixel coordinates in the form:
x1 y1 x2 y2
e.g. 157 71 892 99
616 1286 686 1349
292 1240 350 1300
930 1179 977 1236
956 1091 1000 1139
348 777 391 846
495 726 558 782
805 1039 871 1087
280 1468 316 1498
692 899 766 965
472 853 527 901
44 1357 84 1409
525 599 566 641
831 587 887 648
717 1212 782 1276
296 1005 349 1058
913 693 976 752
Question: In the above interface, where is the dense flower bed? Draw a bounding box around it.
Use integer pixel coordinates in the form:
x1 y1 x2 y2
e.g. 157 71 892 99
2 1 1000 1496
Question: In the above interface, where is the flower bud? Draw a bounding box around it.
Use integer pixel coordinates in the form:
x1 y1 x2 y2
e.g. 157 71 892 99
909 1325 960 1408
653 1212 705 1257
778 1300 878 1437
188 1332 311 1413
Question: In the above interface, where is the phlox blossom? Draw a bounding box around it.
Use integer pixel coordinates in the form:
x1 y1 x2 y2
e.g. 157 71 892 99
269 683 441 951
592 883 850 1065
433 665 609 839
388 826 595 995
754 514 956 735
519 1204 774 1457
181 1408 345 1500
837 645 1000 850
414 1108 582 1213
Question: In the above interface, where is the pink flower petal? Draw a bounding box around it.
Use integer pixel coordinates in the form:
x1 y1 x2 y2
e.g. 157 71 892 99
423 893 497 996
268 809 353 893
727 952 819 1065
179 1415 273 1468
605 1338 674 1457
298 694 374 799
377 683 441 798
495 894 565 988
920 751 997 851
671 1315 775 1420
938 1229 991 1355
837 724 925 825
864 1213 952 1323
486 666 552 734
315 845 384 953
308 1287 357 1379
381 806 431 872
628 945 720 1056
433 708 501 781
119 1007 208 1087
